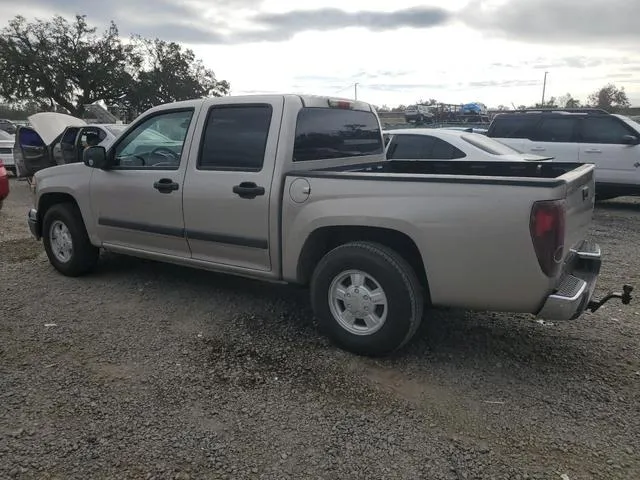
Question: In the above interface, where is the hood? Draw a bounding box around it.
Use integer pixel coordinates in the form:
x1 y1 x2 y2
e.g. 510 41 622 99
27 112 86 145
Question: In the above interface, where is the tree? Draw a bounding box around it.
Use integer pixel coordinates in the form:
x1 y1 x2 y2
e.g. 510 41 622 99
391 105 406 112
534 96 557 108
0 15 230 118
0 15 135 116
124 36 230 114
587 83 630 112
558 93 581 108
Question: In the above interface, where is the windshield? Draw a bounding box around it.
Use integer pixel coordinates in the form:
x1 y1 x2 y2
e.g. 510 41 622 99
461 133 522 155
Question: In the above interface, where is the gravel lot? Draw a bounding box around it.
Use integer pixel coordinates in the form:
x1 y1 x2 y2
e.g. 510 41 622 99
1 177 639 480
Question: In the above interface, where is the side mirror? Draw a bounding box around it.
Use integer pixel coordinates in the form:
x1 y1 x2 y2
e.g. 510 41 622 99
83 146 109 169
622 134 640 145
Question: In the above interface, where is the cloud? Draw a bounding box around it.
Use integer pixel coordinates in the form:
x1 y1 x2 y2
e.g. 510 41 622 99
464 0 640 45
0 1 451 44
242 6 451 41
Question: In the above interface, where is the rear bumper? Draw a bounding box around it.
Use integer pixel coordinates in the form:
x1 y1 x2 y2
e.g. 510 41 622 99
28 208 40 240
536 240 601 321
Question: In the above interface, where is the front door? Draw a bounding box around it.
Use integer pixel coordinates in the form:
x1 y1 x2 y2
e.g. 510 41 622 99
89 107 198 258
59 127 82 164
182 97 284 271
577 116 640 186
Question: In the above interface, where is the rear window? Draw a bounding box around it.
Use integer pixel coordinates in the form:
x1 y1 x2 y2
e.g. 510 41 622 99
489 116 539 139
461 133 522 155
293 108 383 162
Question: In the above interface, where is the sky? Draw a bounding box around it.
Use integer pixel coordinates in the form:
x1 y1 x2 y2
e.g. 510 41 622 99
0 0 639 108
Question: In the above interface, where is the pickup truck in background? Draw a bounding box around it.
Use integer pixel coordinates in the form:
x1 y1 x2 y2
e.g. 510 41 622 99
25 95 633 356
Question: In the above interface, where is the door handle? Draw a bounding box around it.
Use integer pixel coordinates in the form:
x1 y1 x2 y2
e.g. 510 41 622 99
530 147 546 152
153 178 179 193
584 149 602 154
233 181 265 199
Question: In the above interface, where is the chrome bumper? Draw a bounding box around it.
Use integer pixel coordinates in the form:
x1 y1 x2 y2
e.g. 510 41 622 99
27 208 40 240
536 240 601 321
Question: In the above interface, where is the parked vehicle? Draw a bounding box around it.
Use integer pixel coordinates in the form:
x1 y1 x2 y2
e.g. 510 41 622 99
25 95 633 356
0 159 9 210
0 118 17 135
0 130 15 175
384 128 553 162
52 123 126 165
404 104 435 124
13 113 127 178
486 109 640 200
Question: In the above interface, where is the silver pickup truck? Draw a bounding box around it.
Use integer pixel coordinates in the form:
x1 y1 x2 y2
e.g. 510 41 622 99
25 95 633 356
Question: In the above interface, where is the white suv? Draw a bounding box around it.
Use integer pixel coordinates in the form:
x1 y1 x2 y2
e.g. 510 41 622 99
487 109 640 200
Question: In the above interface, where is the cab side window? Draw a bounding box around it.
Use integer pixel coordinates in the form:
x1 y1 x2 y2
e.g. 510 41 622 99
113 110 194 169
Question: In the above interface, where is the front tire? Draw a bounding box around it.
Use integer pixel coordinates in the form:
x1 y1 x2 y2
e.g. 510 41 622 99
42 203 99 276
310 241 424 356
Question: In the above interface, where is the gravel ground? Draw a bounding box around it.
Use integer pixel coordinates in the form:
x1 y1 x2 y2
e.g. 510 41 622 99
1 177 639 480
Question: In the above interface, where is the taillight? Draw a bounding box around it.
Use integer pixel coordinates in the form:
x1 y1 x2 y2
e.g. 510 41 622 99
530 200 566 277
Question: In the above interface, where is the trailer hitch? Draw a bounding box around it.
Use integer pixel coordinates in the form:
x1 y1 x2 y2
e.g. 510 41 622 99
587 284 633 313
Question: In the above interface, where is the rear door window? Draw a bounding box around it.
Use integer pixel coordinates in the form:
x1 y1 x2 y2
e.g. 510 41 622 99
532 118 578 142
579 117 635 144
293 108 383 162
198 105 272 171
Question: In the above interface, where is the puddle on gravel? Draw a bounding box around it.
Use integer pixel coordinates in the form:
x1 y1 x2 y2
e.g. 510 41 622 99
0 238 42 263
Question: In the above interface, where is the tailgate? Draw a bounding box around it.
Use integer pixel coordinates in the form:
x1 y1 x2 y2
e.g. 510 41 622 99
560 164 596 254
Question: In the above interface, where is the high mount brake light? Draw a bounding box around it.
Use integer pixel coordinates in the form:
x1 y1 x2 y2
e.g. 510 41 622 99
328 99 353 109
530 200 566 277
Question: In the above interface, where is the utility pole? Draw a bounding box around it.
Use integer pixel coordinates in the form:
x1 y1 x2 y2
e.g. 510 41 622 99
541 71 548 106
354 82 358 101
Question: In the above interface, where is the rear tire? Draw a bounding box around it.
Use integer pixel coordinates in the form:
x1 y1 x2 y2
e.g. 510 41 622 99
310 241 424 356
42 203 99 277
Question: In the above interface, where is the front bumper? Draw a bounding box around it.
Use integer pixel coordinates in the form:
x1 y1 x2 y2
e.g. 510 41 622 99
28 208 41 240
536 240 601 321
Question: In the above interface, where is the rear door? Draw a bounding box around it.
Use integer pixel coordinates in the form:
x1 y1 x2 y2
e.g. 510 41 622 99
577 115 640 186
181 97 284 271
527 116 580 161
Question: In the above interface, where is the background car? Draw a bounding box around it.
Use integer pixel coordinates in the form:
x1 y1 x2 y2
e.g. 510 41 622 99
486 108 640 199
0 130 15 174
383 128 554 162
0 118 17 135
53 123 127 165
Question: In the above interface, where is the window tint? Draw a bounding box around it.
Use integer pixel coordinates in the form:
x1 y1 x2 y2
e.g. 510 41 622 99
580 117 634 144
114 109 193 169
79 128 106 148
532 118 577 142
388 135 433 159
430 137 466 159
388 134 466 160
198 105 272 171
293 108 383 162
490 116 539 139
61 128 79 144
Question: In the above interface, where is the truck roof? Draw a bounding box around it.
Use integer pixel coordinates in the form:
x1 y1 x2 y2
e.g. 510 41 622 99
144 94 376 113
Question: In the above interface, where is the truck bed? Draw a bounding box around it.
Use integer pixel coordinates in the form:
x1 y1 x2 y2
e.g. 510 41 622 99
302 160 591 187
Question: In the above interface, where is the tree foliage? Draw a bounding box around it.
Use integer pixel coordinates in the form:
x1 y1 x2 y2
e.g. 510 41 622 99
587 83 630 112
0 14 230 117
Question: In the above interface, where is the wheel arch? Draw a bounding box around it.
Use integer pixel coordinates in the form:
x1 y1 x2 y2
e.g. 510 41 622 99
37 192 81 238
296 225 431 303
